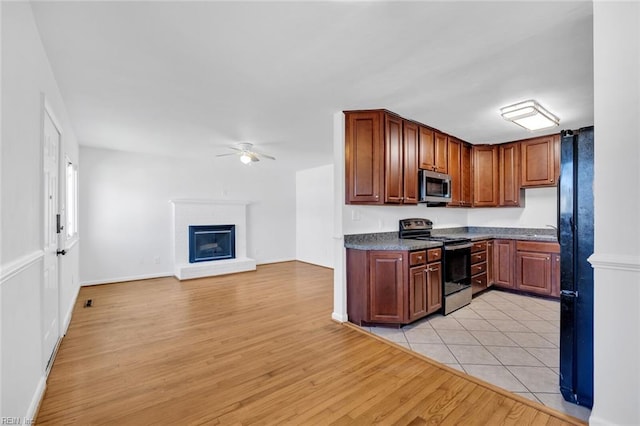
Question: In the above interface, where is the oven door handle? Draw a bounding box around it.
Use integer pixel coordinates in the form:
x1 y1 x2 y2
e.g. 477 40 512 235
444 243 473 251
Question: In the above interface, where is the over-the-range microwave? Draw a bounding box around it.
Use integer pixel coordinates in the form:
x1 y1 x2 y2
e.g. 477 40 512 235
419 169 452 204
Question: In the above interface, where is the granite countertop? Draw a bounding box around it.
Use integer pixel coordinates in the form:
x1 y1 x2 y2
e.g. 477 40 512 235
344 227 558 251
344 232 443 250
432 226 558 243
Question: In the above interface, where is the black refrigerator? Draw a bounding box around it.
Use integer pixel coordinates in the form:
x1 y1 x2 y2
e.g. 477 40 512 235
558 126 594 408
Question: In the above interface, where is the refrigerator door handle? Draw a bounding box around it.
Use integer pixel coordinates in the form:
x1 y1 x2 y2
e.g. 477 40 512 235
561 289 578 298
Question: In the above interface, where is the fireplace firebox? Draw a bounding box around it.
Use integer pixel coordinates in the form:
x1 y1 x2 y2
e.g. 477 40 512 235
188 225 235 263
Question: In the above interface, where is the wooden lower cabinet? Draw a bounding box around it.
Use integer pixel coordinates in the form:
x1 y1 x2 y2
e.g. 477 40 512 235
470 240 489 294
409 265 428 321
487 240 494 285
347 248 442 325
493 239 516 289
515 241 560 297
369 251 406 323
516 251 552 296
426 262 442 314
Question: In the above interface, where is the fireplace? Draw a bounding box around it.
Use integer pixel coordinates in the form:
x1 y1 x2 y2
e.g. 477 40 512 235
171 199 255 280
189 225 235 263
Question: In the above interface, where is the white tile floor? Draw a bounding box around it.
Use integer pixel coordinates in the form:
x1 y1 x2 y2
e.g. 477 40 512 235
362 290 592 422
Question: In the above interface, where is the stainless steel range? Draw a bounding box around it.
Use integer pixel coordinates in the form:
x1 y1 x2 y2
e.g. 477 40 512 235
399 218 473 315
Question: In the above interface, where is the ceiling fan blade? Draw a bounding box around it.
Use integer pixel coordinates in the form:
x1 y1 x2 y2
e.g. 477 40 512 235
258 153 276 160
215 152 238 157
251 149 276 160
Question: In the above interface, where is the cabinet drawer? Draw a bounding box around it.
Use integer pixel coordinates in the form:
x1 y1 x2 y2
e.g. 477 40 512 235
471 251 487 264
516 241 560 253
471 262 487 276
471 241 487 253
471 272 488 294
427 248 442 262
410 250 427 266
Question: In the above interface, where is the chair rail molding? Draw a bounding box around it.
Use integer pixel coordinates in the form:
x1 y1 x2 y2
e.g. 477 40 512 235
0 250 44 285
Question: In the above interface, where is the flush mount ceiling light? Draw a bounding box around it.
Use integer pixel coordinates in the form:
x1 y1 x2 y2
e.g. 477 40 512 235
500 99 560 131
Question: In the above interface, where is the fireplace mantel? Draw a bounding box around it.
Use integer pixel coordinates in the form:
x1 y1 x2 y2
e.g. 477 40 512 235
170 199 256 280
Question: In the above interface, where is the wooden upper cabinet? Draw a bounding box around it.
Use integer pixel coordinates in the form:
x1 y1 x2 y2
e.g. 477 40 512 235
434 132 448 173
447 137 462 206
472 145 499 207
447 138 472 207
419 126 448 173
345 110 418 205
520 134 560 187
345 111 384 204
402 120 419 204
461 143 472 206
499 142 523 206
384 113 404 203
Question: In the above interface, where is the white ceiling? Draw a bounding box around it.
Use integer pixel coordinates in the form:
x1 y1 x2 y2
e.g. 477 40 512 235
30 1 594 171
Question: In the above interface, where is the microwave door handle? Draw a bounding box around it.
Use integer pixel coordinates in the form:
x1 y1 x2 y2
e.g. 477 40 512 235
445 180 451 197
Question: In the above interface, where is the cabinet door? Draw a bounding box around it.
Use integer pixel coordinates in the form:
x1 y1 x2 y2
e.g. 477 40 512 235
434 132 448 173
521 134 560 187
345 111 384 204
447 137 462 206
408 265 428 321
369 251 405 323
403 120 419 204
418 126 436 171
426 262 442 314
461 143 472 206
516 251 552 296
500 142 522 206
551 253 561 297
473 145 499 207
384 113 404 203
487 240 494 286
493 240 515 288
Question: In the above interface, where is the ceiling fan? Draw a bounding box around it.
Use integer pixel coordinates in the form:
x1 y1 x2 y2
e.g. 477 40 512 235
216 142 276 164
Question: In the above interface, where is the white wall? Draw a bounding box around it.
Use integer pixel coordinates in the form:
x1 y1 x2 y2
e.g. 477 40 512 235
296 164 334 268
79 147 296 285
467 187 557 228
589 2 640 425
1 2 80 419
343 204 468 234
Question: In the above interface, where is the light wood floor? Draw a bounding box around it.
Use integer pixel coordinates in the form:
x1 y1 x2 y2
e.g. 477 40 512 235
37 261 585 425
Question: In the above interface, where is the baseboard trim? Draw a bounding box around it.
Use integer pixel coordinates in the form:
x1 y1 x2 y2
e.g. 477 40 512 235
27 375 46 423
81 272 172 286
331 312 348 323
0 250 44 285
61 287 79 335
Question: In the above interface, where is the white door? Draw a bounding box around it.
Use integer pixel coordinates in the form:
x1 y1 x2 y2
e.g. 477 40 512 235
43 108 61 370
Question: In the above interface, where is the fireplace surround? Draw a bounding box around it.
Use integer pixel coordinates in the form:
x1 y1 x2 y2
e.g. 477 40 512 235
171 199 256 280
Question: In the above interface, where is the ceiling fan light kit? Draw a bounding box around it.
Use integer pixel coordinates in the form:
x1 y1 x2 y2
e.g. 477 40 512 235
500 99 560 131
216 142 276 164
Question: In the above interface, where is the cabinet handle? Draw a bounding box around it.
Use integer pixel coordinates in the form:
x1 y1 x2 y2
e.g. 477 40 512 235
375 195 379 199
547 257 550 260
417 256 423 260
